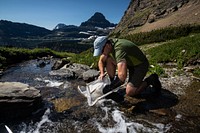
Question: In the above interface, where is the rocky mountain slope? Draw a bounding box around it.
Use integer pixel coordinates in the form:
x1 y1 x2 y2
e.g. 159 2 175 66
112 0 200 36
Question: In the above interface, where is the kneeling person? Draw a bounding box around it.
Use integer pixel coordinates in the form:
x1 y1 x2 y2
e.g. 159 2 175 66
93 36 161 102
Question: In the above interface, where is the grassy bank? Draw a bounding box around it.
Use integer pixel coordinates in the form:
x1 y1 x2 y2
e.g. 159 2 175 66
145 33 200 67
142 33 200 76
0 47 74 69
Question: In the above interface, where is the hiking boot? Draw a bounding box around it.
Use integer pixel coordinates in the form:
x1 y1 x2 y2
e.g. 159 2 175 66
145 73 162 93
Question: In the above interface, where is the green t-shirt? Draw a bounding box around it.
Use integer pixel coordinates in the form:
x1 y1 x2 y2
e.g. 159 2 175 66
111 38 147 67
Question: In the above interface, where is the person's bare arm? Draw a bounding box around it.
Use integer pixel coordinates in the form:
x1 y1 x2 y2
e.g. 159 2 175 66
102 60 126 94
117 60 127 82
98 54 107 79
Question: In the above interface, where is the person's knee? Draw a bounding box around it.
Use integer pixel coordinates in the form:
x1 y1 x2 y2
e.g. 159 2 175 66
126 88 135 96
126 83 137 96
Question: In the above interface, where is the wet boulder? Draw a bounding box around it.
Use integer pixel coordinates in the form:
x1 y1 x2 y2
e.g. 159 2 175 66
0 82 42 121
83 69 99 82
51 58 70 70
50 63 91 79
49 68 75 79
64 63 90 79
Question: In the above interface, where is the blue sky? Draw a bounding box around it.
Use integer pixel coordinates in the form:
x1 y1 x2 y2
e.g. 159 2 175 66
0 0 130 30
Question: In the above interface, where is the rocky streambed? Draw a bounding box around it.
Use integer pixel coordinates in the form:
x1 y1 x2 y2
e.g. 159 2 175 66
0 58 199 133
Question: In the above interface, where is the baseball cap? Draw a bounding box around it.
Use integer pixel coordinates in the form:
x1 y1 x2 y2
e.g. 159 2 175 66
93 36 108 56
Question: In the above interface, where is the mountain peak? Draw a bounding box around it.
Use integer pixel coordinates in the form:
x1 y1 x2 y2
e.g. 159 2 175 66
90 12 106 21
80 12 116 28
54 23 67 30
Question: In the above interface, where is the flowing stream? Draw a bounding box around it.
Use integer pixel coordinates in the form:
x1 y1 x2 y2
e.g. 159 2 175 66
0 59 194 133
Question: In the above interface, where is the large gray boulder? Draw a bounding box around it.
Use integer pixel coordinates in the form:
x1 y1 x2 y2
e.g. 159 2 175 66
0 82 42 121
49 63 91 79
83 69 99 81
50 62 100 81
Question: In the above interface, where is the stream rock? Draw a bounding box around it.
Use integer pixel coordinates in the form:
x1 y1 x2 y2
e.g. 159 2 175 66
83 69 99 81
0 82 42 121
50 63 99 81
51 58 70 70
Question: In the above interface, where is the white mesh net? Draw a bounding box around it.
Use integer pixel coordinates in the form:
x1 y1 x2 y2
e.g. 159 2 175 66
78 76 120 106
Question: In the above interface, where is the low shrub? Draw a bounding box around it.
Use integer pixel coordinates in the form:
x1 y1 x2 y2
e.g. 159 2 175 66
122 24 200 46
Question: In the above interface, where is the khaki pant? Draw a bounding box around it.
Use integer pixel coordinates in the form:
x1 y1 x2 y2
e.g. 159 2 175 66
128 61 149 87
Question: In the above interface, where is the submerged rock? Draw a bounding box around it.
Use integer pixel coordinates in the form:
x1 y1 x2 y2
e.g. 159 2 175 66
0 82 42 121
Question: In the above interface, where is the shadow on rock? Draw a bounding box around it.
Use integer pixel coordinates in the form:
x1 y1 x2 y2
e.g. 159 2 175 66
124 87 179 114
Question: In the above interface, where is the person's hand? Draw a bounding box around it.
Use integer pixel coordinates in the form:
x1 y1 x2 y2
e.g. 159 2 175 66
98 73 106 80
102 75 124 94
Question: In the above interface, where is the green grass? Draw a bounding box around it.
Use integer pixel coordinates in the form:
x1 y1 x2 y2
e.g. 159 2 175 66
193 68 200 77
69 48 99 68
148 64 165 76
146 33 200 67
0 47 74 69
